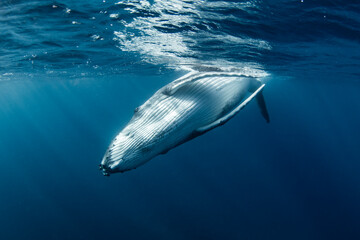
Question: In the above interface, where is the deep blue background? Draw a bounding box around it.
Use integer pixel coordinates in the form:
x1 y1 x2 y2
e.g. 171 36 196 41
1 0 360 239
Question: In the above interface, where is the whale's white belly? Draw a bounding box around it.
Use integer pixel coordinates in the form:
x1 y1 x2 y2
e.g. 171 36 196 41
100 72 267 175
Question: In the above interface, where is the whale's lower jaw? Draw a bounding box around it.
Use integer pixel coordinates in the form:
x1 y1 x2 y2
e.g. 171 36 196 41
100 142 169 175
101 126 196 175
102 113 219 175
99 163 132 176
99 164 133 176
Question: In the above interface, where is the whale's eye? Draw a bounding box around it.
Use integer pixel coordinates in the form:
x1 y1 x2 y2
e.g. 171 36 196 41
134 107 139 113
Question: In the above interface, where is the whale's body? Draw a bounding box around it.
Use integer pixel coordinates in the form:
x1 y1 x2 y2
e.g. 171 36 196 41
100 72 269 175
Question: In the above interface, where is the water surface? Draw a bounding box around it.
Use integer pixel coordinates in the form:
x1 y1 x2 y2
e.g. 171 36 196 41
1 0 360 239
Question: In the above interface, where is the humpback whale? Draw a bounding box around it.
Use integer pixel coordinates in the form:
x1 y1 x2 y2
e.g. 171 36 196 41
100 72 269 176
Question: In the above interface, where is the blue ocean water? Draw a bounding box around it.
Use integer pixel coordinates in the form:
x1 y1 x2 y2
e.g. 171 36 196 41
1 0 360 239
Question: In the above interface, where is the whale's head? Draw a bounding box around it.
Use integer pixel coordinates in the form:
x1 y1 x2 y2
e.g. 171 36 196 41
99 128 156 176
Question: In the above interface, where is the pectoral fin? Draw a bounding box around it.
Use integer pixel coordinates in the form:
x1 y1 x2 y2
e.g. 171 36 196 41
249 78 270 123
256 91 270 123
197 84 266 134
